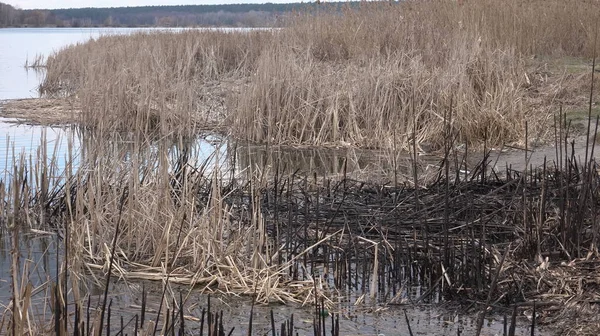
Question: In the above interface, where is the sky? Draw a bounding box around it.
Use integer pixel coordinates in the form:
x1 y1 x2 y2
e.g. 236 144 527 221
5 0 297 10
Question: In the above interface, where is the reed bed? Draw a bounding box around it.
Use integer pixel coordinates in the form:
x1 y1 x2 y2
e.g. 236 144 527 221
8 0 600 334
232 0 600 149
39 0 600 150
41 29 271 136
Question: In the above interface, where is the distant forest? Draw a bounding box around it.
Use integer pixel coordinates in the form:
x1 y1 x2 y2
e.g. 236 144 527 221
0 1 351 28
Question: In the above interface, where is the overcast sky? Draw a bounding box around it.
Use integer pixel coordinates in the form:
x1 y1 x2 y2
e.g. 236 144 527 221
6 0 297 10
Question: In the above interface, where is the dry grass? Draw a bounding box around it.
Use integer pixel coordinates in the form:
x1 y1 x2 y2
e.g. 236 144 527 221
41 29 271 136
37 0 600 151
64 134 327 305
231 0 600 150
0 133 332 334
233 46 528 150
0 98 80 125
4 119 600 334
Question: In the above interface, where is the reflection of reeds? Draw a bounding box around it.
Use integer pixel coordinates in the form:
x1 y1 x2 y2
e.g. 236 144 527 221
233 143 447 183
24 53 45 69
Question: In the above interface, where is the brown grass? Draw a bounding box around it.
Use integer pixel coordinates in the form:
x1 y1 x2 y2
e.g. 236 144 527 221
0 133 328 335
0 98 80 125
66 134 322 304
41 29 270 136
37 0 600 150
231 0 600 150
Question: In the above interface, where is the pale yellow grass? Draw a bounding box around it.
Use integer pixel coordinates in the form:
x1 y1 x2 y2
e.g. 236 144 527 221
38 0 600 151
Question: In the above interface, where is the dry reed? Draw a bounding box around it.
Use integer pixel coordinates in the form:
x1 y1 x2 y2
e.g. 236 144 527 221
231 0 599 150
38 0 600 150
41 29 271 136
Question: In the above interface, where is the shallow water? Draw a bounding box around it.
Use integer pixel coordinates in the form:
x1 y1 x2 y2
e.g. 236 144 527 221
89 280 550 336
0 118 76 170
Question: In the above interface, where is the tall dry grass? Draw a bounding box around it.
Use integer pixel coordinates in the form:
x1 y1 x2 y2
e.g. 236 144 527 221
39 0 600 150
231 0 600 150
41 29 271 136
66 133 311 304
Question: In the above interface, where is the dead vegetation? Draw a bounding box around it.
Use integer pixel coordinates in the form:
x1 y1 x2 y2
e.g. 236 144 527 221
0 97 80 125
39 30 268 136
2 110 600 334
3 0 600 335
35 0 600 150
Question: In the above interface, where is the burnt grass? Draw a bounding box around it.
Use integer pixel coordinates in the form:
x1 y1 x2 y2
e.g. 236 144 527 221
256 152 599 305
80 147 600 335
8 122 600 335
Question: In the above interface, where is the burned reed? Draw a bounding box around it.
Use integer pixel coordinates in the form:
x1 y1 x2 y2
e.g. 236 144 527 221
1 110 600 334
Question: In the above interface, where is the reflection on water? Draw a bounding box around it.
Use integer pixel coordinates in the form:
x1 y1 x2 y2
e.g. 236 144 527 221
237 144 383 176
0 232 57 300
235 143 443 182
82 280 549 335
0 118 78 170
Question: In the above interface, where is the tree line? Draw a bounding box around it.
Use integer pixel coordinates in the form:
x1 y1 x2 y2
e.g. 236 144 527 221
0 2 355 28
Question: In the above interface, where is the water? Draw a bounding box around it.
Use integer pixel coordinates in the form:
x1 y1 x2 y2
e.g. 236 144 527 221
94 280 547 336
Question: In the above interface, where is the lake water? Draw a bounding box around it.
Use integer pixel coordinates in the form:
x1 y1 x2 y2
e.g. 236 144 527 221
0 27 549 335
